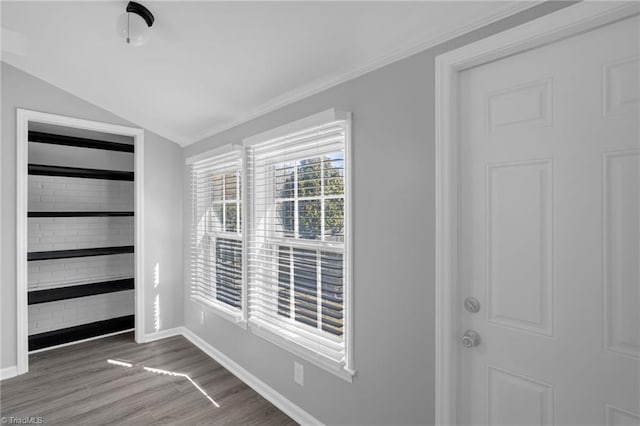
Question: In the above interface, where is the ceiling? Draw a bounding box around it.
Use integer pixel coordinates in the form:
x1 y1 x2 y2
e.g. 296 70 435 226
1 1 535 146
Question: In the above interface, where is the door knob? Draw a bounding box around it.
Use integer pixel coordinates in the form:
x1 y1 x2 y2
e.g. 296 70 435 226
462 330 481 348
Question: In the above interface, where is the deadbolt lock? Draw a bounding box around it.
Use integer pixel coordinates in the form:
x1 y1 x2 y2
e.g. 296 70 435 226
464 297 481 313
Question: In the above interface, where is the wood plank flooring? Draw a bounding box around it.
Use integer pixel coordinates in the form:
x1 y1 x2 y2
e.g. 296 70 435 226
0 332 297 425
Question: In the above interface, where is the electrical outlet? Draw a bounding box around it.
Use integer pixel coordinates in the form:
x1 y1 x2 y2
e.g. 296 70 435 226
294 362 304 386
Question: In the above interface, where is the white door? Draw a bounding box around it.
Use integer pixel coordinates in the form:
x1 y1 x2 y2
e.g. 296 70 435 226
458 14 640 426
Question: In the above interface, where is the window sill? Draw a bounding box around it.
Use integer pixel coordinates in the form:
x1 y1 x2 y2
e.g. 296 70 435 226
191 295 247 329
249 319 355 382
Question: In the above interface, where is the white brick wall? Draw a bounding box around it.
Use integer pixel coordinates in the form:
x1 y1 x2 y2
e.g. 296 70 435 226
28 175 134 211
28 290 135 335
27 143 136 340
28 217 133 252
28 253 134 291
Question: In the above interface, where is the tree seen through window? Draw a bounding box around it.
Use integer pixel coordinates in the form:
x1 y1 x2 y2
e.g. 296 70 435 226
275 153 345 336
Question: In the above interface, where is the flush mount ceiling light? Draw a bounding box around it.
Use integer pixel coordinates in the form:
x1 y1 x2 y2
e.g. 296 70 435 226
116 1 154 46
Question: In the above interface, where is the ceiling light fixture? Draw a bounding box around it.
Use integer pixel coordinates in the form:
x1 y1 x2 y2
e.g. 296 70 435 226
116 1 154 47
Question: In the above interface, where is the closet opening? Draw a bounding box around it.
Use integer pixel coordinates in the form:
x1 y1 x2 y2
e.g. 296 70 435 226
16 110 145 375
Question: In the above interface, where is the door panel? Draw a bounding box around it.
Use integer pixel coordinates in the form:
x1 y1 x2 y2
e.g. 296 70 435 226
606 405 640 426
603 151 639 359
458 13 640 426
486 79 554 134
603 57 640 117
486 160 553 336
487 366 554 426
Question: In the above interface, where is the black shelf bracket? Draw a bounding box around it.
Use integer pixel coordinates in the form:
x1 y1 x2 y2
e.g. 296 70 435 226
28 164 134 181
28 278 135 305
28 315 135 351
29 131 135 153
28 211 134 218
28 246 134 261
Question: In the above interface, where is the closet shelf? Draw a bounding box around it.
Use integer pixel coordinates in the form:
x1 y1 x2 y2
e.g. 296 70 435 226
29 131 135 153
28 278 134 305
28 211 134 218
29 315 135 351
28 164 134 181
28 245 134 261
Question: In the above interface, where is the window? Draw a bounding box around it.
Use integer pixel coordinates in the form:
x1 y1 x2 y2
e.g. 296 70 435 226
245 110 353 379
273 155 345 335
188 146 245 324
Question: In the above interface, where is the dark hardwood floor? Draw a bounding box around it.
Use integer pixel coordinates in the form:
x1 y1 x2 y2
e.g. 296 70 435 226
0 332 297 425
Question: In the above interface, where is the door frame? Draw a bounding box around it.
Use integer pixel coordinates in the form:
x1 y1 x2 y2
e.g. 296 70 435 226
434 2 640 424
16 109 145 375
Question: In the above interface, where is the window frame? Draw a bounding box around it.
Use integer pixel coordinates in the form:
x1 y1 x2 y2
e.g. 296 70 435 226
244 109 354 381
187 144 248 328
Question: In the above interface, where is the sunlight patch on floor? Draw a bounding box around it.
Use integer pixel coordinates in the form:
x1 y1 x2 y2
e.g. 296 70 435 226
106 359 220 407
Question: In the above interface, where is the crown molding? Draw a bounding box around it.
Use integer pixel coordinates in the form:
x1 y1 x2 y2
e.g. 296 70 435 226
4 2 542 148
183 1 541 147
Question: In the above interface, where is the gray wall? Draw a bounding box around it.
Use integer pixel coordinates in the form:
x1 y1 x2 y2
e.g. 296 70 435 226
0 0 574 421
182 3 572 425
1 62 184 369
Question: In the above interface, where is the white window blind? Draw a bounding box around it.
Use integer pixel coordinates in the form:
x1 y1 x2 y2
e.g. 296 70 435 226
189 147 244 322
246 115 352 376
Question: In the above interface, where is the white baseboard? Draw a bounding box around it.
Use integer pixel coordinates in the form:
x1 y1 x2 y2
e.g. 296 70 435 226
181 328 323 426
0 366 18 381
143 327 185 343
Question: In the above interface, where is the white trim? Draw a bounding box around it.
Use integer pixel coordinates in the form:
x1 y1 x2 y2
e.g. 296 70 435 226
15 109 146 375
182 328 323 426
16 109 29 376
133 126 145 344
28 329 135 354
142 327 185 343
343 115 354 375
191 296 247 330
434 3 640 425
243 108 348 147
241 143 249 321
184 2 541 147
249 322 354 383
185 143 243 165
0 366 18 381
17 110 146 138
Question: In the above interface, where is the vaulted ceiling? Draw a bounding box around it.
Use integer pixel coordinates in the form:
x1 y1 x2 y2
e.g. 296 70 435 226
1 1 535 146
